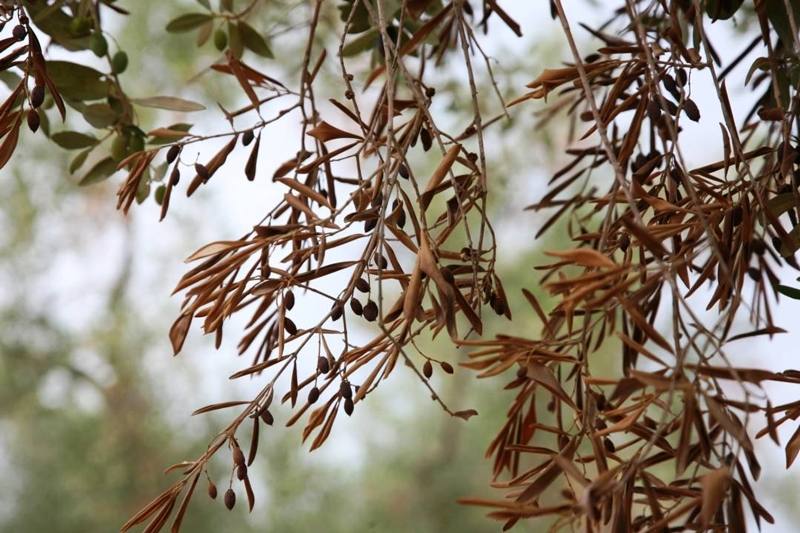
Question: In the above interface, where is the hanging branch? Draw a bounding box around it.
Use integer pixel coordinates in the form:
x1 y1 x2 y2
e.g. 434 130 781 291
5 1 800 531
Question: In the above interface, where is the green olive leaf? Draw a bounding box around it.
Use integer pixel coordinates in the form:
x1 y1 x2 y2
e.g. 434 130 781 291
342 28 379 57
166 13 214 33
45 61 110 101
238 22 273 58
78 157 117 186
132 96 206 112
51 131 99 150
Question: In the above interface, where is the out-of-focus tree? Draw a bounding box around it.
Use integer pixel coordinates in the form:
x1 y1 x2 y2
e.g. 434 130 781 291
5 1 800 531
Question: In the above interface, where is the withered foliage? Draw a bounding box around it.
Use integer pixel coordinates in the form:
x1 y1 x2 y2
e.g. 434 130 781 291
4 0 800 531
461 1 800 531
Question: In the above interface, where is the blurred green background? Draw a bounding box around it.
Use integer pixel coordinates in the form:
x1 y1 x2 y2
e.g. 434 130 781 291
2 1 798 532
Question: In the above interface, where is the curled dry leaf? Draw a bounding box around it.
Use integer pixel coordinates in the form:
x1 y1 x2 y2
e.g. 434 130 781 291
700 468 731 528
306 121 362 143
169 313 192 355
544 248 616 269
